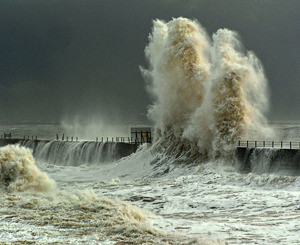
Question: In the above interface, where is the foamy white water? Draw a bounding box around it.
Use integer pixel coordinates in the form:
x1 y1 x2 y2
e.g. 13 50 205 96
1 17 299 244
141 17 273 159
0 143 216 244
0 125 299 244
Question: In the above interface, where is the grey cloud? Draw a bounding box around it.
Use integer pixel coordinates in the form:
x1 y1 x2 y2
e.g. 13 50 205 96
0 0 299 123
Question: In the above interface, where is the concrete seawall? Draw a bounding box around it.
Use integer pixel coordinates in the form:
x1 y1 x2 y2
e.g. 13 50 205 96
0 139 138 165
235 147 300 175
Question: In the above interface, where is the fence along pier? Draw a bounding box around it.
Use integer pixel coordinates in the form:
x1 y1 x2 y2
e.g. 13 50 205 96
0 125 153 145
237 140 300 149
0 126 153 145
236 140 300 175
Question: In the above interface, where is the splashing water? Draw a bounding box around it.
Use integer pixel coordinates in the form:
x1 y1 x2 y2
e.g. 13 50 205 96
0 145 218 244
0 145 55 192
142 17 273 159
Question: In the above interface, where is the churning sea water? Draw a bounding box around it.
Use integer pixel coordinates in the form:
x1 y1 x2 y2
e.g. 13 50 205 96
1 15 299 245
0 123 299 244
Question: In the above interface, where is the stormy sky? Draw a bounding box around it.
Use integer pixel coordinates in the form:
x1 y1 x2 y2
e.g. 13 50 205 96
0 0 299 124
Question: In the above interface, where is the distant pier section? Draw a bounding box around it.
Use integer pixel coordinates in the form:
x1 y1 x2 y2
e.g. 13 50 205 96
236 140 300 175
0 127 153 165
0 126 153 145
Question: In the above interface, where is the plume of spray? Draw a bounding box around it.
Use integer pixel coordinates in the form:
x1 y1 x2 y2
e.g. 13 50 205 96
0 145 55 192
141 17 272 160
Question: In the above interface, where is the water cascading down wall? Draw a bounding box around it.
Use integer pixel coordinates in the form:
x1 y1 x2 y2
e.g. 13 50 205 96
0 139 137 166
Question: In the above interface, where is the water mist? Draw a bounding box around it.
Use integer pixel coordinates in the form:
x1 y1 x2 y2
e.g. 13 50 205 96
141 17 272 160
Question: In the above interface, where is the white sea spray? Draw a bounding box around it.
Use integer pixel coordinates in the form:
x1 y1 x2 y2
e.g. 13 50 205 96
0 145 55 191
142 17 274 159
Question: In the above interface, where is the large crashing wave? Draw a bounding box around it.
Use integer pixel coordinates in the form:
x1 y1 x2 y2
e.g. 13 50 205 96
0 146 209 244
0 145 55 191
142 17 272 159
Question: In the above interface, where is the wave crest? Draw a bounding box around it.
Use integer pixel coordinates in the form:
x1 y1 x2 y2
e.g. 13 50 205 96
0 145 55 191
142 17 273 160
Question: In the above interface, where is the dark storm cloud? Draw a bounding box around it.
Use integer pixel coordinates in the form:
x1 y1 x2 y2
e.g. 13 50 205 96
0 0 299 123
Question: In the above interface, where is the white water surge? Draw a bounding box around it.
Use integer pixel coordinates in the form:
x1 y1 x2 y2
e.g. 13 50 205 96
142 17 273 158
19 140 132 166
0 145 217 244
0 17 299 244
0 145 55 192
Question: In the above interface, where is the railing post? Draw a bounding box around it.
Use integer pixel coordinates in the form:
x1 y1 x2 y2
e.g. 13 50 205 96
272 141 274 148
281 141 283 148
135 131 138 144
62 134 64 140
238 140 240 147
263 141 265 147
290 142 292 149
254 141 257 148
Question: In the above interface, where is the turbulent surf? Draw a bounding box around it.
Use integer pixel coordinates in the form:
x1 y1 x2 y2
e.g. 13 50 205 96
142 17 272 159
0 17 299 244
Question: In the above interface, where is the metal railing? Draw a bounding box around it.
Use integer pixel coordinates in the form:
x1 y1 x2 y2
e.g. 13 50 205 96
237 140 300 149
1 133 152 145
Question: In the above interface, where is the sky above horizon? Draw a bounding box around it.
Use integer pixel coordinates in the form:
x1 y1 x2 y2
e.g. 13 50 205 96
0 0 299 124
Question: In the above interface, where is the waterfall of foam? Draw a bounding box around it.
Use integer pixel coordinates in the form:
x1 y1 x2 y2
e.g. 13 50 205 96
19 140 136 166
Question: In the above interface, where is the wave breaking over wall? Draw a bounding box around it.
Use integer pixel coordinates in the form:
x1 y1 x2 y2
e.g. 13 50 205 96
19 140 137 166
236 147 300 175
141 17 273 160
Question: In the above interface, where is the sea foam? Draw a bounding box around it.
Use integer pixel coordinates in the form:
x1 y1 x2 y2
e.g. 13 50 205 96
0 145 55 191
142 17 273 159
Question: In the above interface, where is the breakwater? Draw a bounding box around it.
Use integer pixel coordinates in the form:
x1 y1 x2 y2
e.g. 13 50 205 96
235 144 300 175
0 139 138 165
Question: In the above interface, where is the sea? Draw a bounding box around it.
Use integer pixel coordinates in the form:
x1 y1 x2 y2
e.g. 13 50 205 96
1 16 299 245
0 123 299 245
